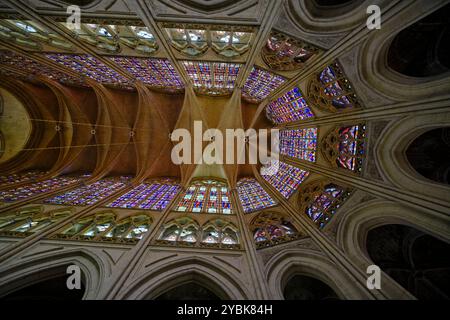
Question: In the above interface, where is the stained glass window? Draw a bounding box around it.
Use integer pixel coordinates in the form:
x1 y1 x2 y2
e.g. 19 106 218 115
109 57 184 90
0 19 73 51
242 67 286 103
107 179 181 211
262 31 318 71
210 29 253 57
261 160 309 198
201 219 239 248
0 171 46 187
0 207 71 237
164 25 253 57
280 128 317 162
182 61 241 96
66 23 158 55
309 62 360 112
158 217 199 245
251 212 299 248
305 183 350 228
44 53 131 87
266 87 314 124
0 50 85 86
336 125 365 172
322 124 366 172
176 179 232 214
237 178 276 213
104 214 151 240
165 27 208 56
44 177 130 206
59 212 151 242
0 176 80 204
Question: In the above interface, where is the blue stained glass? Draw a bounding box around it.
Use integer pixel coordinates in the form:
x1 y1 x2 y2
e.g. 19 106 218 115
237 178 276 213
242 67 286 103
318 63 356 110
261 160 309 198
0 176 80 203
280 128 317 162
44 177 131 206
266 87 314 124
107 180 180 211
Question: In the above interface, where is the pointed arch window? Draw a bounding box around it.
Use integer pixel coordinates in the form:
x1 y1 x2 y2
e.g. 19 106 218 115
44 176 130 206
0 176 81 204
0 171 46 187
308 62 360 112
64 23 158 55
157 216 199 246
57 212 152 243
107 179 181 211
266 87 314 124
109 57 184 91
299 182 351 228
182 61 241 96
261 160 309 199
280 128 318 162
0 207 71 237
44 53 132 88
322 124 366 172
0 50 85 86
237 178 276 213
262 31 319 71
163 24 254 58
0 19 73 51
242 67 286 103
176 179 232 214
200 219 240 249
251 212 299 248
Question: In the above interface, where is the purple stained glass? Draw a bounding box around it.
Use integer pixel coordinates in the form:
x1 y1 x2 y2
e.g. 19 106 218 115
109 56 184 90
0 171 46 186
44 177 131 206
0 176 80 203
237 178 276 213
280 128 317 162
336 125 365 172
107 180 181 211
182 61 241 95
44 53 131 87
0 50 85 86
319 63 355 110
242 67 286 102
261 160 309 198
266 87 314 124
306 184 345 228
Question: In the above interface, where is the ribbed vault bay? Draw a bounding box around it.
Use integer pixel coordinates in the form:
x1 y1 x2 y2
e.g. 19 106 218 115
0 0 449 302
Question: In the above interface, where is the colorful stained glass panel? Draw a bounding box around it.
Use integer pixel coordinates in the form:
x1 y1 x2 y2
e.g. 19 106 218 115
0 50 85 86
261 160 309 198
319 63 356 110
0 171 46 187
0 176 80 203
242 67 286 103
237 178 276 213
44 177 131 206
44 53 131 87
109 57 183 90
336 125 365 171
107 180 181 211
182 61 241 95
176 180 232 214
306 184 346 228
280 128 317 162
266 87 314 124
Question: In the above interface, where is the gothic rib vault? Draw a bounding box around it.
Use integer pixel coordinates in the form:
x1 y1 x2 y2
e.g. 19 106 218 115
0 0 449 300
